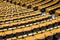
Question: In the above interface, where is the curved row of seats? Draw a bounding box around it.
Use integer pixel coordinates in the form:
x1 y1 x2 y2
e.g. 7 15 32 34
0 16 60 40
4 25 60 40
0 0 60 40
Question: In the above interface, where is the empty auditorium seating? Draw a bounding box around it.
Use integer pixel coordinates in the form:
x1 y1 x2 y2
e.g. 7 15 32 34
0 0 60 40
